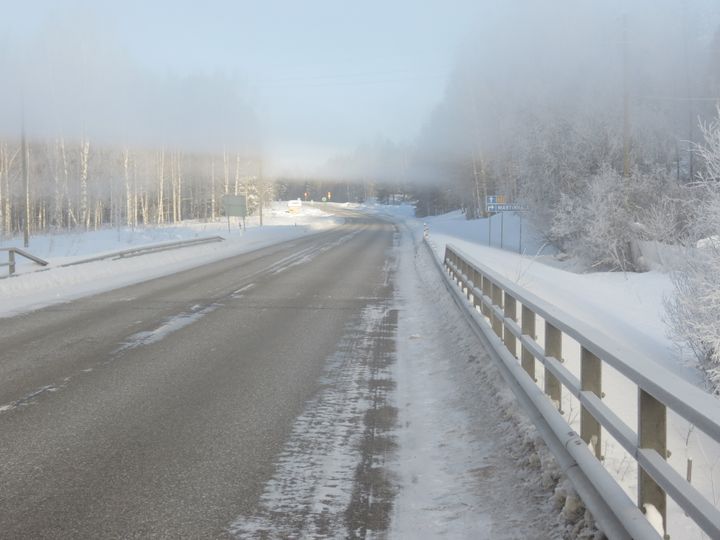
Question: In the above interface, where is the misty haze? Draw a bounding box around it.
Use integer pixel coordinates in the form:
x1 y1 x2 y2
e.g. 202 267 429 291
2 1 720 539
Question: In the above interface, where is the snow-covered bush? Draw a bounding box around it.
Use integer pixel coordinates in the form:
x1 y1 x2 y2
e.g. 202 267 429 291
665 109 720 389
666 236 720 389
548 165 680 271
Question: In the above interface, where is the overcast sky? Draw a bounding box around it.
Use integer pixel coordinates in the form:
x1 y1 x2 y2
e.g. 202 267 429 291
1 0 489 174
4 0 719 179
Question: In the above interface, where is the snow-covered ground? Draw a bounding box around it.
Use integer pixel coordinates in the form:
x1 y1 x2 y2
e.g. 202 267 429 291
359 202 719 540
390 221 568 539
0 203 341 317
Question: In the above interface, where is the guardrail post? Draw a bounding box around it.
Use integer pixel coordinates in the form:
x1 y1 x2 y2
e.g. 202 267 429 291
481 275 491 318
544 322 562 410
491 282 503 338
470 268 480 306
8 249 15 276
462 262 471 300
472 269 483 313
639 389 667 536
521 305 536 380
445 250 454 280
503 292 517 357
581 347 602 459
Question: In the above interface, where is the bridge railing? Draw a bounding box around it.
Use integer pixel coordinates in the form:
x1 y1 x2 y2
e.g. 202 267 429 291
436 241 720 540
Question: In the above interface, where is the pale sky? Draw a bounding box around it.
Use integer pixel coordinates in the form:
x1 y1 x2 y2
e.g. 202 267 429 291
1 0 488 174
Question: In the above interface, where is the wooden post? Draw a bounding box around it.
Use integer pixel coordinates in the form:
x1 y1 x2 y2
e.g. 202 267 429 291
581 347 602 459
8 249 15 275
503 292 517 357
639 389 667 535
521 305 536 380
544 322 562 410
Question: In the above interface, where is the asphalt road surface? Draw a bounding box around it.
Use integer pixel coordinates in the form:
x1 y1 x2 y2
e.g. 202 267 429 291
0 213 397 538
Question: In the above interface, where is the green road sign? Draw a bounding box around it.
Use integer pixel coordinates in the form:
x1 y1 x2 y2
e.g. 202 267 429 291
222 195 247 217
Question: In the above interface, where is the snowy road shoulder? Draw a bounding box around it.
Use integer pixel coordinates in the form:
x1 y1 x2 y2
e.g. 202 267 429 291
0 207 342 318
389 225 574 539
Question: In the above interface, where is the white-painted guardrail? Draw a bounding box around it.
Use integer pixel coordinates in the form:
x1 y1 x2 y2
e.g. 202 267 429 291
427 238 720 540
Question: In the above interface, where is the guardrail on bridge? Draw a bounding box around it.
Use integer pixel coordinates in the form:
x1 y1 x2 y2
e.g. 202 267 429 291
430 239 720 540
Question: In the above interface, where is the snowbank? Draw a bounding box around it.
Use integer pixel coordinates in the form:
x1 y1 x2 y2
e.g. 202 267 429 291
0 203 342 317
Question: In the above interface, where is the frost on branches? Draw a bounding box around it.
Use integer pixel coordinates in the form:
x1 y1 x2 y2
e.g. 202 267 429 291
548 165 681 272
666 108 720 391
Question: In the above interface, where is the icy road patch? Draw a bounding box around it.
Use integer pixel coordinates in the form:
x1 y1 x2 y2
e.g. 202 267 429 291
229 302 398 538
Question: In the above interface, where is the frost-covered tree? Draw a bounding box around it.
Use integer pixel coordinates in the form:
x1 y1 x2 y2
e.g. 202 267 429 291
547 165 680 271
666 108 720 389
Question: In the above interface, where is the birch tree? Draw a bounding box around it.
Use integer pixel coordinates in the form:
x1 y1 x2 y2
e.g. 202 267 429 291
79 138 90 229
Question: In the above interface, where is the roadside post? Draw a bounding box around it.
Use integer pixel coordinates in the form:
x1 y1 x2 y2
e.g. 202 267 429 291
486 196 497 246
501 211 504 249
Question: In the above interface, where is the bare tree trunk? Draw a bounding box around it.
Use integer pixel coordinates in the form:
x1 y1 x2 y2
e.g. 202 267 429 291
52 140 63 229
4 144 19 235
132 156 138 228
0 141 5 237
471 150 482 217
157 149 165 224
94 200 102 230
223 148 229 195
141 191 148 225
171 152 177 223
39 202 45 231
211 157 217 220
80 138 90 230
123 148 132 227
234 153 241 195
170 152 183 223
177 153 183 222
23 138 30 245
59 138 77 228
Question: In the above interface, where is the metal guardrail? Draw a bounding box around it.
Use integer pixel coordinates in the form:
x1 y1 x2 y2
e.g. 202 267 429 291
430 239 720 540
0 248 49 276
59 236 225 267
0 237 224 278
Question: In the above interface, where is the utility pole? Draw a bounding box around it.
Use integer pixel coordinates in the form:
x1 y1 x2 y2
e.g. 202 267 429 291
622 13 631 178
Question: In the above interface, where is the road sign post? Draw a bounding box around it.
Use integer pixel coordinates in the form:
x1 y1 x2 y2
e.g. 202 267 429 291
500 211 504 249
486 195 528 251
222 195 247 232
